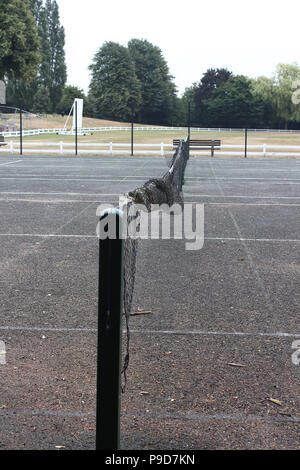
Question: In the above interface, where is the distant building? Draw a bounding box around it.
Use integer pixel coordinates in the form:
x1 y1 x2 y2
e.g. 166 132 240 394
0 81 6 104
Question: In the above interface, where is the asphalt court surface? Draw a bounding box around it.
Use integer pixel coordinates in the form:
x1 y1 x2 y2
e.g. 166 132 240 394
0 153 299 450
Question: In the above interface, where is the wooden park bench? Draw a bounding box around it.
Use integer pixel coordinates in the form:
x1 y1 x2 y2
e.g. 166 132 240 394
173 139 221 157
0 135 7 146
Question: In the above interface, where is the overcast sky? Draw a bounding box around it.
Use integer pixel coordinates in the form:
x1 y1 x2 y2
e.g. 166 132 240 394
56 0 300 97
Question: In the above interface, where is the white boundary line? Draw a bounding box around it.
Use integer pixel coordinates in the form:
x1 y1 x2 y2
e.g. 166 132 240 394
0 192 300 200
0 191 119 196
2 176 300 184
0 233 299 242
0 326 299 338
0 198 298 207
184 194 300 199
0 160 22 166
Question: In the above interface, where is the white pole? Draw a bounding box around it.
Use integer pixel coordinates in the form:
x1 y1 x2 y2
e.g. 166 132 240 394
10 140 13 154
59 141 63 154
160 142 164 156
110 142 113 155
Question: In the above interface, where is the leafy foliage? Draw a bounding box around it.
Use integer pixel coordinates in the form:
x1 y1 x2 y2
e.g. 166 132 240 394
88 42 142 121
128 39 177 125
0 0 40 82
57 85 85 115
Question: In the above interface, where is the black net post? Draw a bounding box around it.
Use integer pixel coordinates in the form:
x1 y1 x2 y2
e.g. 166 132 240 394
187 101 191 158
244 127 248 158
96 209 124 450
75 100 78 156
19 103 23 156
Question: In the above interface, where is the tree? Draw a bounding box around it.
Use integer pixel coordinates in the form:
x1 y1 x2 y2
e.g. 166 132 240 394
203 75 265 128
39 0 67 111
128 39 177 125
0 0 40 82
88 41 142 121
57 85 85 115
272 63 300 129
192 68 232 125
251 76 278 128
32 84 51 113
4 0 67 113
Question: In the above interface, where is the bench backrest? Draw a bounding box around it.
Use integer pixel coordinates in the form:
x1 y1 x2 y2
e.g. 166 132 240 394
173 139 221 147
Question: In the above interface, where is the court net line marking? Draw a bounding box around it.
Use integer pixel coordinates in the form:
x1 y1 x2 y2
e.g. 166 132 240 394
0 160 22 166
0 325 299 338
1 191 300 200
0 234 299 243
2 176 300 184
1 198 299 207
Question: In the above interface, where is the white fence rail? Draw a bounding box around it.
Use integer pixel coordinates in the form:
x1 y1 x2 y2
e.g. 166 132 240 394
2 126 300 138
1 141 300 157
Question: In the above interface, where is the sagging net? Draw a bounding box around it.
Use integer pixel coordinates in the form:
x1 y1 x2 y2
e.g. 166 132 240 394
120 139 189 392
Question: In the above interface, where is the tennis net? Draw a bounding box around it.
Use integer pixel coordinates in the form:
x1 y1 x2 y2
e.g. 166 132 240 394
120 138 189 391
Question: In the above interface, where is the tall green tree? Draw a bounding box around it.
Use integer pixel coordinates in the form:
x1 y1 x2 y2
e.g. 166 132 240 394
251 76 278 128
192 68 232 125
39 0 66 111
32 84 51 113
0 0 40 82
203 75 265 128
273 63 300 129
88 41 141 121
5 0 66 113
128 39 177 125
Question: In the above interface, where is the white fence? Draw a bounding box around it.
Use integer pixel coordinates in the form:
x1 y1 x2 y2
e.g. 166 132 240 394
2 125 300 138
1 141 300 157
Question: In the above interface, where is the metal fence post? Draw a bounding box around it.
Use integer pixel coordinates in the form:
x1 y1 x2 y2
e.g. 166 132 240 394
75 100 78 156
19 103 23 156
96 209 124 450
131 117 134 156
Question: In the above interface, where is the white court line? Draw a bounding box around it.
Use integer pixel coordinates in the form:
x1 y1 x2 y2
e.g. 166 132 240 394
205 237 300 242
0 174 154 179
0 234 299 242
209 161 281 332
0 198 115 203
2 176 300 184
185 176 300 181
0 325 299 338
1 173 300 180
0 177 148 182
1 191 300 200
185 181 300 185
2 199 298 206
205 202 300 206
0 191 119 196
0 160 22 166
185 194 300 199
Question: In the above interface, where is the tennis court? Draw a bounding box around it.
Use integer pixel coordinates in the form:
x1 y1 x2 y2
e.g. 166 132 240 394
0 153 299 449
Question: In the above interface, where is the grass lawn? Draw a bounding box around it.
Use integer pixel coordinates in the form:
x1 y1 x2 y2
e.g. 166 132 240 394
6 129 300 148
2 113 300 151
